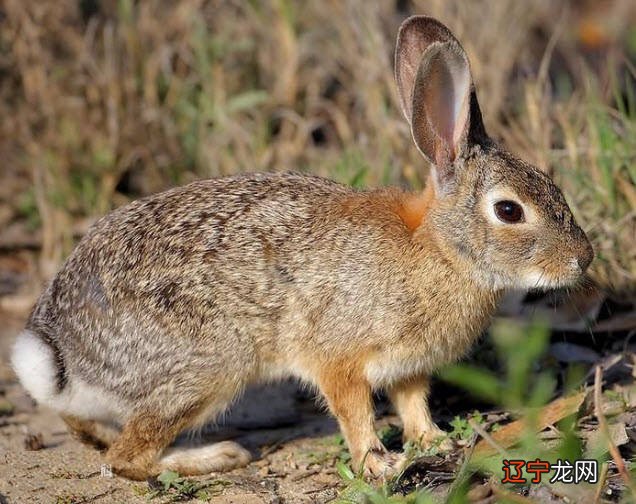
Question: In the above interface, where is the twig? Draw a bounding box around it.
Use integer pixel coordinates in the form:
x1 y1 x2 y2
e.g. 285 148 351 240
291 468 321 481
593 365 636 499
468 419 508 458
594 462 609 504
260 434 298 457
303 483 339 494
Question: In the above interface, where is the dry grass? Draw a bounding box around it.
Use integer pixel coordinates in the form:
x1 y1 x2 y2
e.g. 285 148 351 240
1 0 634 289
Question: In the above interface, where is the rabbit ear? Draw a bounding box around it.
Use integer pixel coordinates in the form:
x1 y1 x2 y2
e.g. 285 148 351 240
395 16 487 193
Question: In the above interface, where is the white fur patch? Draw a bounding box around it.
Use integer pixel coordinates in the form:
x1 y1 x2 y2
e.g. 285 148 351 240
57 378 127 424
519 267 574 290
11 330 126 424
11 330 58 405
568 257 580 273
259 359 315 385
365 352 430 388
519 269 548 289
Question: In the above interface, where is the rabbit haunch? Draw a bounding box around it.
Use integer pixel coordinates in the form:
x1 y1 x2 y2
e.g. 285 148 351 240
11 15 592 480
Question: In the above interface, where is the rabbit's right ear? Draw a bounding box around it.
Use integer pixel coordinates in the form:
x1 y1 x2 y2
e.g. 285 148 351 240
395 16 487 193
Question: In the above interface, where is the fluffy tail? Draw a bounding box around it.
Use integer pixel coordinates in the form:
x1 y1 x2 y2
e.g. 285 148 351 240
11 330 62 406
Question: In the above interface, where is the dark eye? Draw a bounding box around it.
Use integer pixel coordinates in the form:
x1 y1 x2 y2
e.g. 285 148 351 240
494 200 524 224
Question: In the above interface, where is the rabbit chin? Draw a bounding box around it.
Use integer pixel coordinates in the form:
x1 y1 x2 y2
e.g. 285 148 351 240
475 267 579 292
515 268 579 291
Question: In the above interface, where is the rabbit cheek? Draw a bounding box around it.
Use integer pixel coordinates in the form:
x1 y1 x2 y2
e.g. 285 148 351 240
483 228 531 286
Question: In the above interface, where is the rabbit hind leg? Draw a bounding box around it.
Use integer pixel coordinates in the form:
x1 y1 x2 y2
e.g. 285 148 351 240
106 394 250 480
105 406 200 480
156 441 251 475
62 414 119 450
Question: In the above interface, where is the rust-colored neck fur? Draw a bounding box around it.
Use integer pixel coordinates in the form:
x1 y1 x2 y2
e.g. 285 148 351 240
395 181 436 233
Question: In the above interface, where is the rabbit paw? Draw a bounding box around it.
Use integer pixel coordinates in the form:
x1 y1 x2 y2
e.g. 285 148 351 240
362 449 407 480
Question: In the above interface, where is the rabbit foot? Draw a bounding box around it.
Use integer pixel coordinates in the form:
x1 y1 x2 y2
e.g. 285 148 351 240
362 448 407 480
158 441 252 475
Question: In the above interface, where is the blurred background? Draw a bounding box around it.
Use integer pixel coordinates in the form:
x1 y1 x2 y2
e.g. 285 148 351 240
0 0 634 295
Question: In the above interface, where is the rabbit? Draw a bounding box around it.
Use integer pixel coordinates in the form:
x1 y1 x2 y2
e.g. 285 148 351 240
11 15 593 480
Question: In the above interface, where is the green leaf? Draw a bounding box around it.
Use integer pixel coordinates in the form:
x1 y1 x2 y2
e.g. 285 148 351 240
156 469 180 490
336 460 355 481
439 365 501 403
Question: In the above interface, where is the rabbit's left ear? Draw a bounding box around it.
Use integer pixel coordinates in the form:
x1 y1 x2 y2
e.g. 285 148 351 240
395 16 487 191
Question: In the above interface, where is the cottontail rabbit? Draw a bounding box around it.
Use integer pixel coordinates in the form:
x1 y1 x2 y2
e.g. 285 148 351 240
12 16 593 480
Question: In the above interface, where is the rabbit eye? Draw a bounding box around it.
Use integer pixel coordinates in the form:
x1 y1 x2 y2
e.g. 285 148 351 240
494 200 524 224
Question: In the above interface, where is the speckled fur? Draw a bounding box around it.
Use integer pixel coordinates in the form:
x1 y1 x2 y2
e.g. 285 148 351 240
12 16 592 480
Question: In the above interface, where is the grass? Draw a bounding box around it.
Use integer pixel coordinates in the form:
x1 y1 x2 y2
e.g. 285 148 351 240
0 0 634 289
533 73 636 292
54 494 90 504
298 432 353 469
447 412 495 442
137 470 231 502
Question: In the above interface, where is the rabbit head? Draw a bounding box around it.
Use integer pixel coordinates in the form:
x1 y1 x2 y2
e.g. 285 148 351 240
395 16 593 290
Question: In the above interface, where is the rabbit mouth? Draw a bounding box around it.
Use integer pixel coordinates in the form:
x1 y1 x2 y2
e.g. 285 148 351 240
477 257 585 291
517 261 585 290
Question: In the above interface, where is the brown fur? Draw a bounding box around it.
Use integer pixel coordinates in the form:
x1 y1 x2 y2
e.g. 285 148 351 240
62 414 118 451
12 16 593 480
395 184 436 233
388 375 448 447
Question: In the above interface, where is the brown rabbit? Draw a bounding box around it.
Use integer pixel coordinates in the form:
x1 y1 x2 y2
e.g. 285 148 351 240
11 16 593 480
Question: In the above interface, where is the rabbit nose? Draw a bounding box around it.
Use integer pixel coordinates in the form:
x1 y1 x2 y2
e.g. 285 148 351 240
577 240 594 272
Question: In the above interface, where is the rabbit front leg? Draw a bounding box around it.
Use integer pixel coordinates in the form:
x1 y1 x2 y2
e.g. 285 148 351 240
388 375 453 451
317 364 405 479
